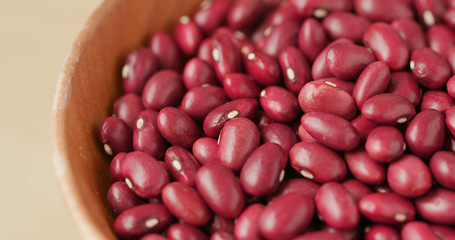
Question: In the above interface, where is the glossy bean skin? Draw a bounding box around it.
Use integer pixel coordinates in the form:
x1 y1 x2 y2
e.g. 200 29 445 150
234 203 264 240
354 0 414 22
342 179 372 202
444 8 455 30
122 48 159 95
198 38 215 65
203 98 258 137
323 12 370 42
311 38 354 80
401 221 441 240
365 225 400 240
133 110 166 160
291 231 344 240
140 234 168 240
240 143 287 197
298 124 317 143
174 16 203 56
167 224 209 240
386 71 422 107
391 18 427 51
196 162 245 219
210 232 235 240
430 151 455 190
345 149 386 185
290 0 352 18
427 25 455 57
279 46 311 94
222 73 260 99
218 118 260 172
414 0 446 27
227 0 263 30
298 80 357 120
298 18 327 62
350 115 378 141
260 86 300 122
301 112 360 151
358 193 415 224
290 142 347 183
361 93 416 125
447 75 455 99
148 32 183 71
181 86 229 122
259 193 315 240
353 61 390 109
110 152 127 182
269 178 320 201
162 182 211 226
255 21 300 59
211 32 242 80
100 116 133 156
326 42 375 80
193 0 232 35
183 58 218 89
431 224 455 239
261 123 298 153
410 48 451 90
113 203 173 239
387 154 432 198
142 70 185 110
315 182 360 230
192 137 218 165
415 188 455 225
157 107 201 150
164 146 200 187
363 22 409 70
244 50 280 86
365 126 405 163
405 109 445 158
421 90 454 113
108 182 146 216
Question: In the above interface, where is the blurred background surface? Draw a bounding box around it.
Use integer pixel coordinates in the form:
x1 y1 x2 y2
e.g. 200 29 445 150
0 0 102 239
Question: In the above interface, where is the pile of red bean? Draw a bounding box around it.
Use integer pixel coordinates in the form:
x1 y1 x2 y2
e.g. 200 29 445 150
99 0 455 239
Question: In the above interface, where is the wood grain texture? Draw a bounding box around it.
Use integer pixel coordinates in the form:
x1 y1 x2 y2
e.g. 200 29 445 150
51 0 202 239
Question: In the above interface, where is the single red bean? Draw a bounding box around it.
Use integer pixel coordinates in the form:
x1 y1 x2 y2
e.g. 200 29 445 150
391 18 427 51
260 86 299 122
297 124 317 143
181 86 229 122
218 118 260 172
312 38 354 80
444 8 455 30
192 137 218 165
298 80 357 120
361 93 416 125
198 38 215 65
421 90 454 113
279 46 311 94
363 22 409 70
157 107 200 150
222 73 260 99
353 61 390 109
174 16 203 56
301 112 361 151
323 12 370 42
133 110 166 160
447 106 455 136
193 0 232 35
140 234 167 240
358 193 415 224
99 116 133 156
204 215 235 235
227 0 263 30
327 42 375 80
354 0 414 22
341 179 372 202
414 0 447 27
298 18 327 62
255 21 300 59
203 98 258 137
108 182 146 216
269 178 320 201
387 154 432 198
110 152 127 182
148 32 183 71
266 1 302 26
164 146 200 187
122 48 159 94
365 126 405 163
415 188 455 225
259 193 315 240
365 225 400 240
386 71 422 107
345 149 386 185
447 75 455 99
401 221 441 240
290 0 352 18
196 162 245 218
431 224 455 239
113 203 173 239
315 182 360 230
167 223 209 240
244 50 280 86
427 25 455 57
291 231 344 240
410 48 451 90
405 109 445 158
162 182 211 226
183 58 218 89
350 115 378 141
211 32 242 80
430 151 455 190
142 70 185 110
261 123 298 153
234 203 264 240
290 142 347 183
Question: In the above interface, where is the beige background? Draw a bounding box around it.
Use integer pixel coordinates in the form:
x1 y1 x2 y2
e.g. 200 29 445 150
0 0 102 239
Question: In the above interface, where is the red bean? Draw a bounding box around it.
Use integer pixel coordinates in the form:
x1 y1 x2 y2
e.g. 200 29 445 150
110 152 126 182
292 231 344 240
363 22 409 70
157 107 201 150
290 0 352 18
167 223 209 240
255 21 300 59
353 61 390 109
323 12 370 42
361 93 416 125
174 16 203 56
350 115 378 141
108 182 146 216
421 90 454 113
365 126 405 163
122 48 159 95
260 86 299 122
430 151 455 190
203 98 258 137
142 70 185 110
259 193 315 240
266 1 302 27
415 188 455 225
244 50 280 86
365 225 400 240
387 154 432 198
341 179 372 202
315 182 360 230
354 0 414 22
234 203 264 240
414 0 447 27
113 203 173 239
198 38 215 65
162 182 211 226
218 118 260 172
279 46 311 94
204 215 235 235
181 86 229 122
222 73 260 99
140 234 167 240
269 178 320 201
290 142 347 183
298 18 327 62
149 32 183 71
431 224 455 239
447 75 455 99
227 0 263 30
358 193 415 224
211 32 242 80
297 124 317 143
405 109 445 158
444 8 455 30
386 71 422 107
133 110 166 160
311 38 353 80
196 162 245 218
99 116 133 156
183 58 218 89
164 146 200 187
192 137 218 165
301 112 360 151
261 123 298 153
427 25 455 57
345 148 386 185
391 18 427 51
410 48 451 90
326 42 375 80
401 221 441 240
193 0 232 35
298 80 357 120
448 106 455 136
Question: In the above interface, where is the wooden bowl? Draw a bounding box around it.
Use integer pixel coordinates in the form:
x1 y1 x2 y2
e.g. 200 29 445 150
51 0 201 239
